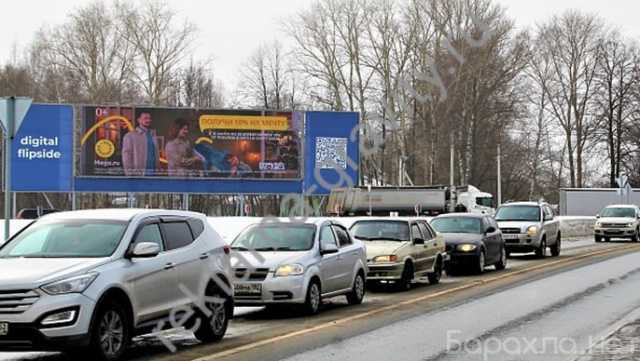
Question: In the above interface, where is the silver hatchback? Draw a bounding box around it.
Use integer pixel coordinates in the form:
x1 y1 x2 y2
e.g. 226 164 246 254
230 218 368 314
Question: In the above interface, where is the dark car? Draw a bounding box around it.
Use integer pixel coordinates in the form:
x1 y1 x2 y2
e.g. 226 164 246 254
430 214 506 274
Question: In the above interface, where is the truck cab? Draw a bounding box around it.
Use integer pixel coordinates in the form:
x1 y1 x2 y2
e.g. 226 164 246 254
456 186 495 215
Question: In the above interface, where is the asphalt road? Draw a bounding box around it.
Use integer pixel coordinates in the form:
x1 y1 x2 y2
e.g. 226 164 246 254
1 237 638 361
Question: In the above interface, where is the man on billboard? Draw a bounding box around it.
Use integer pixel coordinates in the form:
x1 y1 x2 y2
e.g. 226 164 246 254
122 112 160 176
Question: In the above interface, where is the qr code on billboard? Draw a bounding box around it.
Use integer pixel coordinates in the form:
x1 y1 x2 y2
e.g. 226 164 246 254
316 137 348 169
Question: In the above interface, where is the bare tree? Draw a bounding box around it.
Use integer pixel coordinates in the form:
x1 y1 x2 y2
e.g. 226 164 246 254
169 59 224 108
534 11 604 187
32 1 137 103
593 32 640 187
121 1 197 105
237 41 297 110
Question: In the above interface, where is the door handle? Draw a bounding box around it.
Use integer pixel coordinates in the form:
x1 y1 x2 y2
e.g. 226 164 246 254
200 253 209 260
164 263 175 270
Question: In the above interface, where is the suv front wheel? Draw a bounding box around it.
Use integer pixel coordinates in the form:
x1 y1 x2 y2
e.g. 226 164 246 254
535 238 547 258
90 301 131 361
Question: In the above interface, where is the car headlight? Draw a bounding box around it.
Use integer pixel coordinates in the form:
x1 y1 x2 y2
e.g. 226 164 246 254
456 244 477 252
274 264 305 277
527 226 538 237
595 222 602 228
372 255 398 263
41 273 98 295
627 223 635 228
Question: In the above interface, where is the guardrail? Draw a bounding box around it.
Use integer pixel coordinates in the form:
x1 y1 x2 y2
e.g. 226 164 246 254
558 216 595 239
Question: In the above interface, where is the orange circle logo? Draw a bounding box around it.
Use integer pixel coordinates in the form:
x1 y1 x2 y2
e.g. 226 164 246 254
95 139 115 158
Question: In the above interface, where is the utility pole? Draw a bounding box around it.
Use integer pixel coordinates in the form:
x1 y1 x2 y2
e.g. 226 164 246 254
449 135 455 188
449 135 456 213
497 143 502 206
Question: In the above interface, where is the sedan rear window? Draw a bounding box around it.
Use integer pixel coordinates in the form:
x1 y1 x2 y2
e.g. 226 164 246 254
0 220 127 258
350 221 409 242
431 217 483 234
232 224 316 252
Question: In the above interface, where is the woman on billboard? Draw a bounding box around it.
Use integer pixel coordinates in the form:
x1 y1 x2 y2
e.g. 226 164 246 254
165 119 204 177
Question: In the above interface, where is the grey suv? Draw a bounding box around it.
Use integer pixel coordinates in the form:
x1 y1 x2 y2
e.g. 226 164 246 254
495 202 561 258
0 209 233 361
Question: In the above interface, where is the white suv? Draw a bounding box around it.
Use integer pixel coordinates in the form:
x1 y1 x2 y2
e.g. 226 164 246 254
0 209 233 361
594 205 640 242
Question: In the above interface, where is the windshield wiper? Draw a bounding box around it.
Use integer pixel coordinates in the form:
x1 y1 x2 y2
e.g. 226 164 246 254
354 235 373 240
275 247 293 251
231 246 249 251
255 247 277 251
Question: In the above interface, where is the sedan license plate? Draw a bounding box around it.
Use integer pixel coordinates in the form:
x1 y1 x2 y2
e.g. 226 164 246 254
234 283 262 295
0 323 8 336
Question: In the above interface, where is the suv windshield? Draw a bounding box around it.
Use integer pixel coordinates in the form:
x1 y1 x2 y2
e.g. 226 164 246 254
350 221 409 242
431 217 483 234
601 207 636 218
0 220 127 258
232 224 316 251
495 206 541 222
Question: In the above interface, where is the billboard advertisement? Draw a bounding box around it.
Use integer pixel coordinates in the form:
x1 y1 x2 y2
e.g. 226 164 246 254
12 104 74 192
304 111 359 195
79 106 303 179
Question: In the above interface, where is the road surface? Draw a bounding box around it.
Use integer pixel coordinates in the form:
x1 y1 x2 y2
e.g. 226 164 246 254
1 238 639 361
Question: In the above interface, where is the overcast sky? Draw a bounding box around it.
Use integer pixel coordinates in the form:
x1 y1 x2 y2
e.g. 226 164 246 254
1 0 639 92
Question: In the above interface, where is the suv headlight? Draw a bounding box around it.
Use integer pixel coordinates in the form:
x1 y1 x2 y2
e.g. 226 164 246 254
627 223 635 228
372 255 398 263
527 226 538 237
595 222 602 228
457 244 477 252
41 273 98 295
274 264 304 277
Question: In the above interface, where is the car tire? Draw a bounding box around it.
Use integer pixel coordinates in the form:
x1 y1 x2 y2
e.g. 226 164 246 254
535 238 547 258
396 262 414 291
474 251 486 274
550 233 561 257
427 258 443 285
595 236 602 243
346 272 366 305
193 287 230 343
494 247 507 271
303 280 322 315
89 300 131 361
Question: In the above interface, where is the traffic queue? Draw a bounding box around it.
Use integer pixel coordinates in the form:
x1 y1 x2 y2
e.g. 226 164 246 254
1 200 633 360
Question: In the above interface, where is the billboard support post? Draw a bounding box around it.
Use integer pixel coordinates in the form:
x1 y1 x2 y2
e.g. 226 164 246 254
182 193 190 211
2 97 14 241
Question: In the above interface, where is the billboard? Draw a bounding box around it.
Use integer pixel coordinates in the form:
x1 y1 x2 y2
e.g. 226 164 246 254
304 111 359 195
12 104 74 192
79 106 303 179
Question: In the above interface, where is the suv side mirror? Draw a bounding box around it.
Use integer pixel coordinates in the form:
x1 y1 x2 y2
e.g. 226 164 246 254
485 226 496 234
321 243 339 256
130 242 160 258
414 238 425 245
